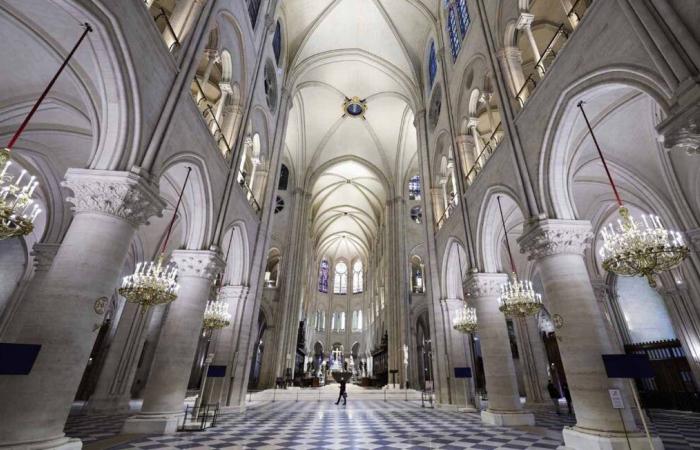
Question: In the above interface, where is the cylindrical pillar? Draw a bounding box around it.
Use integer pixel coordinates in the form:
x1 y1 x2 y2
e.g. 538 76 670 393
519 219 661 449
0 169 163 449
466 272 535 426
122 249 223 435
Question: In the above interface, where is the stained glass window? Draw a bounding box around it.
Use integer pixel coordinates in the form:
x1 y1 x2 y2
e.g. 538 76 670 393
409 175 421 200
334 262 347 294
353 260 363 293
272 21 282 64
278 164 289 190
457 0 471 37
319 259 329 293
247 0 261 28
447 6 460 62
428 41 437 88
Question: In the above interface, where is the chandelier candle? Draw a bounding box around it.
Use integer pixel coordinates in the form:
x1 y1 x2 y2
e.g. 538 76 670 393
0 24 92 240
495 196 543 317
119 167 192 308
577 101 689 287
453 304 478 333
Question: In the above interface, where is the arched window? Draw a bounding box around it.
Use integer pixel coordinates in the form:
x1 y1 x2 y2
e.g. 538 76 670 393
272 21 282 65
334 262 348 294
247 0 262 28
411 256 424 293
428 41 437 88
447 5 460 61
457 0 471 37
340 311 346 331
331 312 336 331
408 175 421 200
278 164 289 190
315 310 326 331
352 310 363 331
353 260 363 293
318 259 329 293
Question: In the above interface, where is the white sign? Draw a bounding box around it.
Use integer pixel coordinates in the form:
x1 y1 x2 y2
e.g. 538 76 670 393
609 389 625 409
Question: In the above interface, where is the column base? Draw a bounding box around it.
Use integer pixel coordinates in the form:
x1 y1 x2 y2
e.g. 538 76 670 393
220 404 247 414
560 427 664 450
84 396 130 415
0 435 82 450
481 409 535 426
458 406 479 413
122 413 183 435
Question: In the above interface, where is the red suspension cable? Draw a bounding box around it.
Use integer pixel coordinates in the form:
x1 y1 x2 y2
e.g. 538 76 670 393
6 23 92 151
577 101 624 207
160 167 192 255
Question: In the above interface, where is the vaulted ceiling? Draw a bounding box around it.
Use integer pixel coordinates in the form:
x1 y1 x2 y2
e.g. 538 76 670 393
282 0 438 261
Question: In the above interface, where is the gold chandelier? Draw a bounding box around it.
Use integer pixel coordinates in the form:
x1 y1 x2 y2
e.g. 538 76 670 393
0 24 92 240
119 167 192 308
495 196 543 318
203 298 231 330
578 102 689 287
0 149 40 239
453 304 478 333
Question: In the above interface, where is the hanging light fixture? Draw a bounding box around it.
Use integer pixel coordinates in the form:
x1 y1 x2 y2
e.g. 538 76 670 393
202 228 234 330
496 196 543 317
453 304 478 333
119 167 192 308
452 242 478 333
0 23 93 240
577 101 689 287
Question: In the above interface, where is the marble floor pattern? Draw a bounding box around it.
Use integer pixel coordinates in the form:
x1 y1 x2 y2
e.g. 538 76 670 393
64 399 699 449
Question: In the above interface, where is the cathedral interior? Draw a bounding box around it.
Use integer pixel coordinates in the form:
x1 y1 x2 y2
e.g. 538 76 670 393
1 0 700 449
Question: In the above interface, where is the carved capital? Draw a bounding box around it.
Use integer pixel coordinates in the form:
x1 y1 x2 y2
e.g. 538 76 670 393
518 219 592 261
31 242 60 273
467 117 479 129
171 249 225 280
62 169 164 228
464 272 508 298
516 13 535 30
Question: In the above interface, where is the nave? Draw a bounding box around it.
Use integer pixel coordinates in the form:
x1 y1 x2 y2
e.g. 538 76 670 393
62 386 700 450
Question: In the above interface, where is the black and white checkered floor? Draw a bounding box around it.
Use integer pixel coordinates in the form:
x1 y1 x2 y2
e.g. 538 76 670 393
64 400 700 449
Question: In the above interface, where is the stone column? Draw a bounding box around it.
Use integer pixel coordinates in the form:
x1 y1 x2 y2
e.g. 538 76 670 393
0 242 61 338
658 284 700 389
455 134 473 177
164 0 204 51
467 117 483 162
497 47 527 104
442 298 477 410
85 300 154 415
202 285 249 406
519 219 661 449
0 169 163 450
122 249 224 434
516 13 544 78
447 158 458 204
465 272 535 426
513 316 549 404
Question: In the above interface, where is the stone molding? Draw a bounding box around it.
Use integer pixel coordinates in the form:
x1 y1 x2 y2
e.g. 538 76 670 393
31 242 61 272
171 249 225 280
464 272 508 298
62 169 164 228
686 228 700 252
518 219 592 261
218 284 249 301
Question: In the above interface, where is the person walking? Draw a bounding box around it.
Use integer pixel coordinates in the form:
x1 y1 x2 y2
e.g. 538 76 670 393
335 379 347 405
547 380 561 415
562 383 573 415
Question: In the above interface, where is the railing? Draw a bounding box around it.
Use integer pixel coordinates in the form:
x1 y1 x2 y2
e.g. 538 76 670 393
178 403 219 431
237 174 262 214
144 2 181 53
436 196 458 230
192 78 262 215
567 0 590 25
464 123 504 187
515 23 570 108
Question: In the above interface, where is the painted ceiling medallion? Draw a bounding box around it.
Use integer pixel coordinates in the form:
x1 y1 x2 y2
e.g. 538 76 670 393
343 96 368 119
